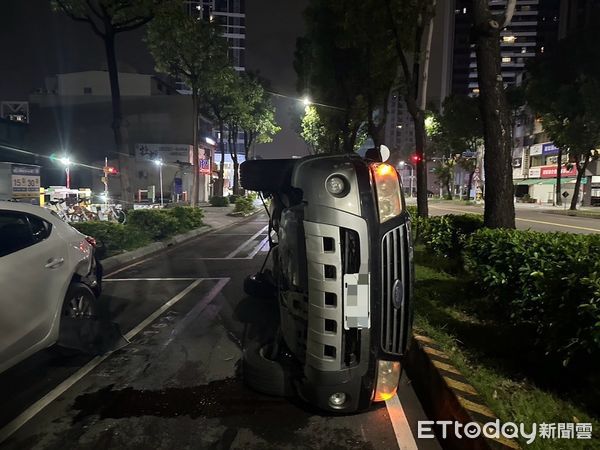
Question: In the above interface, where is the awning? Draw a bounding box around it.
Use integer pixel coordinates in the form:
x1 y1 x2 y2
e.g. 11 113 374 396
536 177 587 185
515 179 541 186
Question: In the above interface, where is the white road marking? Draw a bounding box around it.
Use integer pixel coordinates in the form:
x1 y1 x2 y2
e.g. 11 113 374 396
386 394 419 450
247 236 270 258
225 225 268 258
104 278 200 282
0 277 225 444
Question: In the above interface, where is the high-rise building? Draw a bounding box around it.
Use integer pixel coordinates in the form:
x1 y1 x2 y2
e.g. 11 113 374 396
451 0 560 95
184 0 246 71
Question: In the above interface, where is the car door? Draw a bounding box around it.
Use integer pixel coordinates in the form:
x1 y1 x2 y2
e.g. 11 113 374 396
0 210 71 369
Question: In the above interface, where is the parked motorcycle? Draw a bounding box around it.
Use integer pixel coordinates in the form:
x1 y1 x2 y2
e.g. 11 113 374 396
240 150 414 413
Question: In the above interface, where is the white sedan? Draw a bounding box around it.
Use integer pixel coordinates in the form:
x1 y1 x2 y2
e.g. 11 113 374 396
0 201 103 374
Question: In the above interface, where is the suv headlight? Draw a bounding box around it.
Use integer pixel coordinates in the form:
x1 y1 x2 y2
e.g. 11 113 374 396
371 163 402 223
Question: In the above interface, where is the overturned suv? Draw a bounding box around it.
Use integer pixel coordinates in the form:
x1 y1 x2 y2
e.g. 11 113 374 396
240 152 413 413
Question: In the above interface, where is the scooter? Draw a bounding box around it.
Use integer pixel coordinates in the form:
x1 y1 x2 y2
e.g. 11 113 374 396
240 149 414 413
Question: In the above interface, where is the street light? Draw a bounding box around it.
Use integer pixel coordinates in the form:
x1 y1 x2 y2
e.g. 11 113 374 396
154 159 164 207
398 161 414 198
59 155 72 189
302 96 312 107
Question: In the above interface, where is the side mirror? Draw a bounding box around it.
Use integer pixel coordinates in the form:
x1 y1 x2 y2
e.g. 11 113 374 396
361 145 391 162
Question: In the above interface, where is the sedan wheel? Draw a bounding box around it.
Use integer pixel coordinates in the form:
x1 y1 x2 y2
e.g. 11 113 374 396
62 282 97 319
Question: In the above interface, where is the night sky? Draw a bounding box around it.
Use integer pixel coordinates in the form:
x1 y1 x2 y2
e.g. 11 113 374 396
0 0 309 158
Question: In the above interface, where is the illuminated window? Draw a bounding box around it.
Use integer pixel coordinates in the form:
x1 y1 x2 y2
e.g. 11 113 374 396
502 57 512 63
503 35 516 43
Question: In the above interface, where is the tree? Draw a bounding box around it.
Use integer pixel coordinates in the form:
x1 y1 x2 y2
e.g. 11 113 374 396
381 0 437 218
300 105 327 154
146 4 229 205
429 95 483 199
53 0 161 206
432 159 455 200
471 0 517 228
526 30 600 210
239 75 280 160
202 67 239 197
295 0 397 153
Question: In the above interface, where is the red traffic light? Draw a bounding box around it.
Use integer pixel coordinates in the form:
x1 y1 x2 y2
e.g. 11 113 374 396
411 154 421 163
104 166 118 175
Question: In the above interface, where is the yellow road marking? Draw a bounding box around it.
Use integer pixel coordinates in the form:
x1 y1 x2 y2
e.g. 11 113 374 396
429 205 600 233
457 395 497 418
413 334 436 344
444 377 479 396
432 359 462 376
422 345 448 359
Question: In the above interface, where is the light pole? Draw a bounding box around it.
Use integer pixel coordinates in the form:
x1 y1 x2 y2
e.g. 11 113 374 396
398 161 414 197
154 159 164 207
59 155 72 189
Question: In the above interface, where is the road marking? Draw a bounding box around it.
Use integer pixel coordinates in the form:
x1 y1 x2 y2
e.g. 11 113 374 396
162 278 229 348
443 377 478 396
429 205 600 232
515 216 599 232
104 277 200 282
456 395 496 419
0 278 214 444
225 225 268 258
386 394 419 450
103 214 267 278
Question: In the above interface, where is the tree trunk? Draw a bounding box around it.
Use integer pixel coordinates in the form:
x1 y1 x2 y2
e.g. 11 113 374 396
191 91 200 206
104 33 133 206
472 0 516 228
229 125 240 195
467 171 474 200
412 107 429 217
216 121 226 196
555 147 563 206
569 154 590 210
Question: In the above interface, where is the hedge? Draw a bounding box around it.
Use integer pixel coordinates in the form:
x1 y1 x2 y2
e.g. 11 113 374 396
72 206 204 258
464 230 600 365
417 214 484 258
234 196 256 215
71 222 149 259
209 196 229 207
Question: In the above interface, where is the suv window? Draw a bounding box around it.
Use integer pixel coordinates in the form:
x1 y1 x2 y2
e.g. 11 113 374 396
0 211 52 257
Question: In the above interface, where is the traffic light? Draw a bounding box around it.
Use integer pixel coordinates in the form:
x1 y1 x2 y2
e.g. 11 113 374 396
104 166 118 175
411 154 421 164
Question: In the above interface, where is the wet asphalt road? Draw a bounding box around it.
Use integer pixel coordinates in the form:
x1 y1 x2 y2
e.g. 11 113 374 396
0 214 438 450
427 203 600 234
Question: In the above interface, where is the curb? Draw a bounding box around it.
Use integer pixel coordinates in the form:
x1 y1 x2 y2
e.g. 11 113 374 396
405 334 520 450
100 209 263 273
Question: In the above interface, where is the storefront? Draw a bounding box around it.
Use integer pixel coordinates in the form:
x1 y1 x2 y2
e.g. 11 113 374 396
516 164 585 204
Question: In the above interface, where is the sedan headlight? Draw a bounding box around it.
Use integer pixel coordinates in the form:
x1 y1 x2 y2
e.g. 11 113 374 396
371 163 402 223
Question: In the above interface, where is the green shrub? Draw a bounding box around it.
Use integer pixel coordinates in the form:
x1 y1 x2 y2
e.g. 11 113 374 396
126 209 179 240
209 196 229 207
228 194 240 204
168 206 204 232
406 205 418 219
234 196 256 215
464 229 600 365
71 222 149 258
418 214 484 258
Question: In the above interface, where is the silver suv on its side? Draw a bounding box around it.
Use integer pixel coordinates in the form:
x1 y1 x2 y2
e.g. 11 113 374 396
240 152 414 413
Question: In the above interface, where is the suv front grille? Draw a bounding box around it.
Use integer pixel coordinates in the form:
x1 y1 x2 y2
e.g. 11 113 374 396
380 225 410 355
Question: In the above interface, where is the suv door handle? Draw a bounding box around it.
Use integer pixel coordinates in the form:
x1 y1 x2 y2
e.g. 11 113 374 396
45 257 65 269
